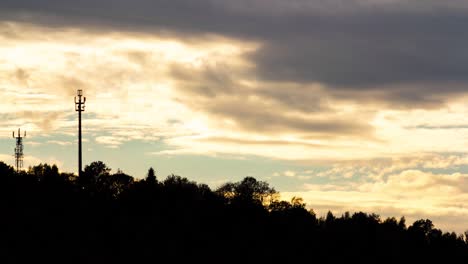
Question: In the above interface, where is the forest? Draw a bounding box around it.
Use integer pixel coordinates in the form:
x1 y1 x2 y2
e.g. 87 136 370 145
1 161 467 263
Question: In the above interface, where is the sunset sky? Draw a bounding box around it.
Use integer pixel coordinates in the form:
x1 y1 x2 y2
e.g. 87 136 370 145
1 1 468 233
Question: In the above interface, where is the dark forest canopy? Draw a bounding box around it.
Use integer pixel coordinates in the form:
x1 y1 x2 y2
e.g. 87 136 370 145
0 161 467 263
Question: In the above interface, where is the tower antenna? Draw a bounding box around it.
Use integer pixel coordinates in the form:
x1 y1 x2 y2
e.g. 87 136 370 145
75 89 86 178
13 128 26 172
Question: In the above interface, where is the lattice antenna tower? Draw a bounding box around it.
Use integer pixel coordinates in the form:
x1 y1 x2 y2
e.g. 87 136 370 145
75 89 86 177
12 128 26 172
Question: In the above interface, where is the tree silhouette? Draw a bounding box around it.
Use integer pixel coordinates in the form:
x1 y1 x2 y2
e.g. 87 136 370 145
28 163 59 180
146 167 157 184
398 216 407 230
97 169 134 198
0 160 467 263
409 219 435 238
216 176 277 206
80 160 111 185
0 161 14 176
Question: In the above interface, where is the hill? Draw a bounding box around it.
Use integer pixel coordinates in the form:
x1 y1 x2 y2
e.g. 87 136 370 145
1 161 467 263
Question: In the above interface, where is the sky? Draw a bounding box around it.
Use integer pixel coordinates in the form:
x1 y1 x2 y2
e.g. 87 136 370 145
1 0 468 233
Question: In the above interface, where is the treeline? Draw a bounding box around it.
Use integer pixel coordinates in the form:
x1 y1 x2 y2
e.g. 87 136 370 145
0 161 467 263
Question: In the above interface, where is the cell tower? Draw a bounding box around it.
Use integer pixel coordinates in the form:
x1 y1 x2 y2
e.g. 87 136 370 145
75 89 86 178
13 128 26 172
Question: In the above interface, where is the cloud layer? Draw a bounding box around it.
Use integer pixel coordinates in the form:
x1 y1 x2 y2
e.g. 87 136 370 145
2 0 468 107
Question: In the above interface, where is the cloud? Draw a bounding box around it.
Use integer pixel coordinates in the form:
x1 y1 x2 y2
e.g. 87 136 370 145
2 1 468 107
46 140 72 146
204 98 373 136
168 59 376 141
95 136 125 148
0 22 243 138
314 153 468 181
15 111 66 131
273 170 313 180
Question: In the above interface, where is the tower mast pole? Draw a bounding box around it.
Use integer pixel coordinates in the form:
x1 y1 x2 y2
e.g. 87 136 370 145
75 89 86 178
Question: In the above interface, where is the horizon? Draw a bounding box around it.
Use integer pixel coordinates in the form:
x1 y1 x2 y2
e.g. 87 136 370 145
1 1 468 234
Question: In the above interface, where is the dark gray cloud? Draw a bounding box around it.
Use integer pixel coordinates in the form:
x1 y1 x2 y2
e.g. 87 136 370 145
169 62 239 98
168 61 373 138
169 62 328 113
207 99 372 136
2 0 468 106
251 12 468 90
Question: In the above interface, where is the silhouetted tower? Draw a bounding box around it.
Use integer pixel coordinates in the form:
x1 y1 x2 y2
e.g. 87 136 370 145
12 128 26 172
75 89 86 178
